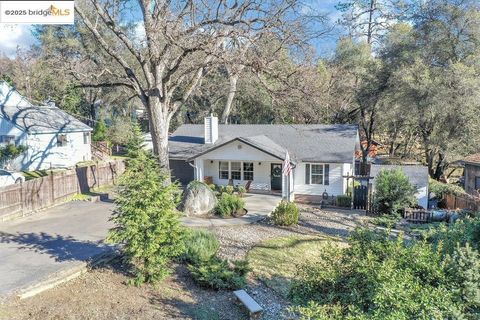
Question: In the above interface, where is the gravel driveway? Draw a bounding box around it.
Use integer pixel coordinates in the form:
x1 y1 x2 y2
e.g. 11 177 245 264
211 205 368 260
208 205 368 320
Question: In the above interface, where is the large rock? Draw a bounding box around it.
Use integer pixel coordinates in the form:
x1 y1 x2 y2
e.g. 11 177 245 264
181 181 217 216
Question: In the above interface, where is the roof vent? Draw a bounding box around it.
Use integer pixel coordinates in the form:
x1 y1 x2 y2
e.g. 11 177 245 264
204 114 218 144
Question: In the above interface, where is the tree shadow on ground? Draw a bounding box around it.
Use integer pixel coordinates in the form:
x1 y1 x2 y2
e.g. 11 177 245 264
0 231 112 262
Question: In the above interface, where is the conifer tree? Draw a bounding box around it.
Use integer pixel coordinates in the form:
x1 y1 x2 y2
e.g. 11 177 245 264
107 151 186 284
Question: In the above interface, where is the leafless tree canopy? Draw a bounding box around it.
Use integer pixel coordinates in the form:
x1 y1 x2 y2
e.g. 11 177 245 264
74 0 322 172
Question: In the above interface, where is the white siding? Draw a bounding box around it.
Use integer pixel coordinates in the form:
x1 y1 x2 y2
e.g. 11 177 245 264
203 160 275 190
0 117 91 170
196 140 281 190
22 131 91 170
294 162 348 196
416 186 428 209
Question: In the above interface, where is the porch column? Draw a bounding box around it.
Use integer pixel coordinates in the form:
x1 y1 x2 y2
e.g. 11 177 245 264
195 159 204 181
289 170 295 201
282 172 287 199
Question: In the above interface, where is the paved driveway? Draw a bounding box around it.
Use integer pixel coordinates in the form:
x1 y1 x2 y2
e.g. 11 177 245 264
0 201 114 300
0 193 281 300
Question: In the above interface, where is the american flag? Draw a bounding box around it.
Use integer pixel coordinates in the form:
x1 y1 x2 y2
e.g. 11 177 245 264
282 151 292 176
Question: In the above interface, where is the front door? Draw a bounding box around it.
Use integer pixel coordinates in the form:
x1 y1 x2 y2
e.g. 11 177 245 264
271 163 282 191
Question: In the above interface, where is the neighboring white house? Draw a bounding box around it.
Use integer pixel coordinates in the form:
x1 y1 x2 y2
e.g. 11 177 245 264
167 115 360 202
0 81 92 171
370 164 429 209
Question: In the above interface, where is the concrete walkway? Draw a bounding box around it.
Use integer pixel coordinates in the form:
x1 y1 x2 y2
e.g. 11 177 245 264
0 200 115 300
181 193 281 227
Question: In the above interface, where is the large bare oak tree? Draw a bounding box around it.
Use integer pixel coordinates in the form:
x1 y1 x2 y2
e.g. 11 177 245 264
75 0 308 174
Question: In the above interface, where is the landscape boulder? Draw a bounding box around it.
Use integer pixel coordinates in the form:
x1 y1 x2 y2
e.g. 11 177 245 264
180 181 217 216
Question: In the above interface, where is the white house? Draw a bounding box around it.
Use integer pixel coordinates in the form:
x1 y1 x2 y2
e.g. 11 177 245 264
167 115 360 202
370 164 429 209
0 81 92 171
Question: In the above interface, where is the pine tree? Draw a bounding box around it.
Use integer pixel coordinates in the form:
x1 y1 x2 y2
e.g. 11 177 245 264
125 121 145 158
92 118 107 141
107 152 186 284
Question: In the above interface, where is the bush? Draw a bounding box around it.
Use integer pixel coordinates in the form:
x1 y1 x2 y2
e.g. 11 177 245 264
215 193 245 217
225 185 234 195
107 152 186 285
371 214 400 228
188 257 250 290
429 178 467 199
237 186 246 197
217 185 226 195
427 216 480 254
336 195 351 208
0 144 27 165
374 168 417 215
183 229 219 263
208 184 216 192
290 228 461 319
272 201 299 226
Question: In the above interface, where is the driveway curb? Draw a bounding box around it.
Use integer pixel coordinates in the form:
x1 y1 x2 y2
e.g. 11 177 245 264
16 250 118 300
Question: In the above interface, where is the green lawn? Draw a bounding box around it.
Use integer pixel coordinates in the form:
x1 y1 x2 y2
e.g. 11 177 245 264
247 235 345 298
67 184 116 202
22 169 67 181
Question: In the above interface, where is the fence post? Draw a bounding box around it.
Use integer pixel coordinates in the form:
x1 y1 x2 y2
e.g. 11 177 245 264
50 174 55 204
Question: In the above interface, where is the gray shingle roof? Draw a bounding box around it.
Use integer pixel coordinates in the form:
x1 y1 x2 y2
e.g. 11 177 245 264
370 165 429 189
0 81 92 133
169 124 359 163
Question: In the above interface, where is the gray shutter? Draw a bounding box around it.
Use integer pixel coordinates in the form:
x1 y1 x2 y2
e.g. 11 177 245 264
324 164 330 185
305 164 310 184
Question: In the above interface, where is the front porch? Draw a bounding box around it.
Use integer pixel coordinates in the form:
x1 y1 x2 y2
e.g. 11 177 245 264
199 159 282 191
190 136 294 200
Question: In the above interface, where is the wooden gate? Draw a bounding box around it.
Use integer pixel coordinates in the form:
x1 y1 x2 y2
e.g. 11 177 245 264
353 185 369 210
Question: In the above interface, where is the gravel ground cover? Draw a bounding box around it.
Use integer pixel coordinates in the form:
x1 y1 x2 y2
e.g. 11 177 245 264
0 206 368 320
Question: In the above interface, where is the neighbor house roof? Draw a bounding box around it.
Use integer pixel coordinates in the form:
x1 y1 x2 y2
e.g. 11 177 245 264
463 153 480 165
370 164 429 189
168 124 359 163
0 81 92 134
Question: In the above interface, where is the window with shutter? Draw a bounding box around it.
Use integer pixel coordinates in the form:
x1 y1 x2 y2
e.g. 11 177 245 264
324 164 330 185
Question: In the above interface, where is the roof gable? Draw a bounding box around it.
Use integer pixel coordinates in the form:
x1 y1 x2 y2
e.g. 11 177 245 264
464 153 480 165
0 81 92 133
189 136 286 161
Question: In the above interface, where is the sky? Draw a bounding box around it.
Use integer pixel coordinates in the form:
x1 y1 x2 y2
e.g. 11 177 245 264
0 0 344 59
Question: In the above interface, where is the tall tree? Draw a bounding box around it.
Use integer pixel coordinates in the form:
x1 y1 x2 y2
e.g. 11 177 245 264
74 0 309 174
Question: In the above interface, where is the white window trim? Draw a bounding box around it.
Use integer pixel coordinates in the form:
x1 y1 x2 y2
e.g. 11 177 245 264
243 162 254 181
57 134 68 147
309 163 326 185
217 160 254 181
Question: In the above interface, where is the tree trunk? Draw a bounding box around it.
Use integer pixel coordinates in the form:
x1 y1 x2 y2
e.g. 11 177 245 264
146 99 171 173
221 73 239 124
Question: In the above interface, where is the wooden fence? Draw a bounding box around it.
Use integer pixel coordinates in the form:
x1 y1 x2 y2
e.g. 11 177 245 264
444 194 480 212
403 208 431 224
0 160 125 220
